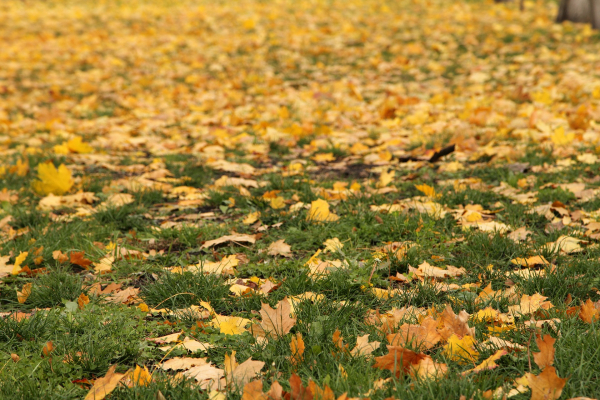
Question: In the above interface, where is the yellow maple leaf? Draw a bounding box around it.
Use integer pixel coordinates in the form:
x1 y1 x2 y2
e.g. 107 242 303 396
312 153 335 163
550 126 574 146
242 211 261 225
415 184 438 198
67 137 93 154
132 365 152 386
211 315 250 335
270 196 286 209
442 334 479 364
12 251 28 275
377 169 395 188
306 199 339 222
32 163 74 196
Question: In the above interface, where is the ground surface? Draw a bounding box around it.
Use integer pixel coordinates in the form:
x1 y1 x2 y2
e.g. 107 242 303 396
2 0 600 399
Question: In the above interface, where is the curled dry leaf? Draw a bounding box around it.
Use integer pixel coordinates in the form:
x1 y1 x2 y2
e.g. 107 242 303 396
201 234 256 249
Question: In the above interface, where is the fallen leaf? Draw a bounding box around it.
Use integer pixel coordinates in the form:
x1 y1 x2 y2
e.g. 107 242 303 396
201 234 256 249
84 365 126 400
351 334 381 357
306 199 339 222
160 357 208 371
529 366 567 400
132 365 152 386
257 298 296 338
17 283 32 304
225 352 265 388
268 240 292 257
289 374 314 400
533 335 556 369
409 356 448 380
211 315 251 335
78 293 90 310
442 335 479 364
32 163 74 196
70 251 93 269
373 346 427 377
290 333 305 365
242 380 268 400
462 350 507 375
579 298 599 323
184 363 225 391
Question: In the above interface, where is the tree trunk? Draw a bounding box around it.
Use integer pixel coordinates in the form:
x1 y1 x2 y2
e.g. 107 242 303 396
556 0 600 29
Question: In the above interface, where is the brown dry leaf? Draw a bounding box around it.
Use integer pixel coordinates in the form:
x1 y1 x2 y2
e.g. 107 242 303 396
106 287 140 304
290 333 305 365
307 381 335 400
102 193 135 208
388 317 441 351
201 234 256 249
332 330 347 352
510 256 550 267
509 294 553 316
84 365 126 400
508 227 532 242
0 255 11 278
437 305 475 340
529 366 567 400
482 337 526 352
52 250 69 263
410 261 466 279
373 346 427 377
148 331 183 344
579 299 599 323
70 251 93 269
17 283 32 304
289 374 314 400
543 235 585 254
462 350 507 375
267 240 292 257
533 335 556 369
160 357 207 371
242 380 268 400
225 351 265 388
77 293 90 310
258 298 296 338
409 356 448 380
183 363 225 391
350 334 380 357
42 341 54 357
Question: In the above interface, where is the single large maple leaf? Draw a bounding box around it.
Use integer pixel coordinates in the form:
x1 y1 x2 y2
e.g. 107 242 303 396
373 346 427 377
258 298 296 337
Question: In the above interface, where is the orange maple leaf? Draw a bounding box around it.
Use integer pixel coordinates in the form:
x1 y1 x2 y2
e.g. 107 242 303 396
373 345 427 377
70 251 92 269
533 334 555 370
529 366 567 400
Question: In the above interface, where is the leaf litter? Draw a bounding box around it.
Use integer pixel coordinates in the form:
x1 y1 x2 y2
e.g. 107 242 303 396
1 0 600 398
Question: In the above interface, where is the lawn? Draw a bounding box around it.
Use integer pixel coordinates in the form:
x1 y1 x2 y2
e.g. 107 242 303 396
1 0 600 399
